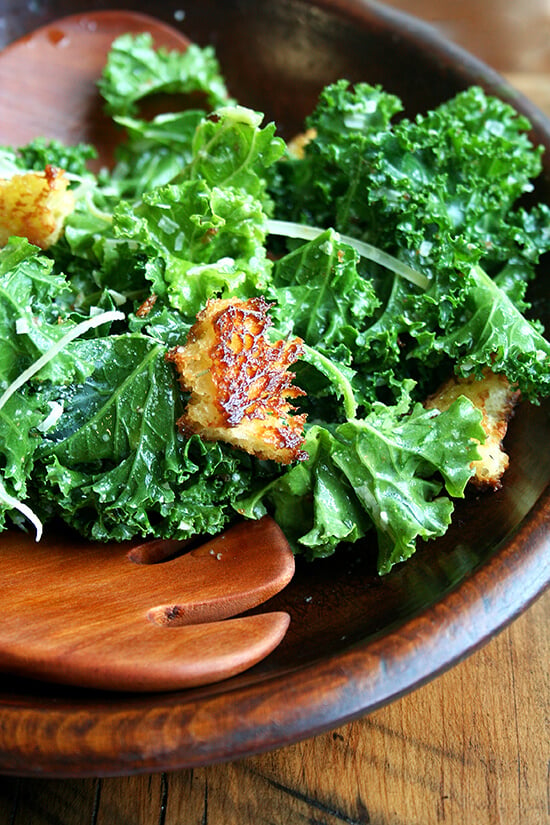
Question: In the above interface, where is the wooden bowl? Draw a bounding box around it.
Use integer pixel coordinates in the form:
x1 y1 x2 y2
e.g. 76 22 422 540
0 0 549 777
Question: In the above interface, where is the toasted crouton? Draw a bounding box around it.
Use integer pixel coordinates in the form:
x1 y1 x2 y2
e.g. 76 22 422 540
0 165 74 249
166 296 308 464
425 369 520 489
287 128 317 159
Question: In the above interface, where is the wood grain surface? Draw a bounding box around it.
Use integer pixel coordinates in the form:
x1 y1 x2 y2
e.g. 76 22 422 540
0 1 549 823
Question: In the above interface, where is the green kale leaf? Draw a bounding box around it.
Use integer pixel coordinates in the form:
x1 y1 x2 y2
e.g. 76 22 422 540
0 237 97 384
98 33 231 117
38 333 254 541
238 388 484 573
271 82 550 402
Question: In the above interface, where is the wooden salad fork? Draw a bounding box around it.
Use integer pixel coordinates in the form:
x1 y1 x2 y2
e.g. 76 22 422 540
0 517 294 691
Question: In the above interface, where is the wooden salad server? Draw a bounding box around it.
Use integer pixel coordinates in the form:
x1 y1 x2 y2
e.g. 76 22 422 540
0 517 294 692
0 12 296 691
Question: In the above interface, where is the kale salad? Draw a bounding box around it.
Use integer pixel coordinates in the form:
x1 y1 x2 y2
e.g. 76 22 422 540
0 33 549 575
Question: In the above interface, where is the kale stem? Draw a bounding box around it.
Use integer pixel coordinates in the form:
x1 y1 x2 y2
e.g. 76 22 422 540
301 342 358 419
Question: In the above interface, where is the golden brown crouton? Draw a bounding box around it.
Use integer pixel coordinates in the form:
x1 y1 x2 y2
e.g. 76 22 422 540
0 165 74 249
425 369 520 489
287 128 317 160
166 296 308 464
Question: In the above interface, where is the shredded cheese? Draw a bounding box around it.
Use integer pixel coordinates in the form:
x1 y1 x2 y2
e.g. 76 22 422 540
266 219 430 290
0 309 124 412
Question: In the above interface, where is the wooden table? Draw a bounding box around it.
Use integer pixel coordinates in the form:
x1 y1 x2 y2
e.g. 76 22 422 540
0 2 549 822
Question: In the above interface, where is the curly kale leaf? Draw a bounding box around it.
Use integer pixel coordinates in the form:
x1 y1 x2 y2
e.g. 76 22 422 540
270 81 550 401
414 264 550 398
0 138 96 177
0 237 100 385
98 33 231 117
97 33 234 197
238 388 484 573
38 333 254 541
